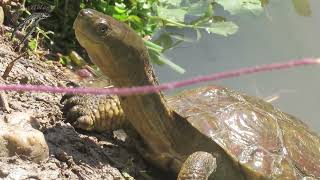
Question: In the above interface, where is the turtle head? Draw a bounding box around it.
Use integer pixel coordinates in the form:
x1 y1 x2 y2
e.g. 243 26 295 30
73 9 149 86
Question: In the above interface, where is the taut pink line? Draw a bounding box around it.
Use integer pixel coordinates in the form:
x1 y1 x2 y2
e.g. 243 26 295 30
0 58 319 96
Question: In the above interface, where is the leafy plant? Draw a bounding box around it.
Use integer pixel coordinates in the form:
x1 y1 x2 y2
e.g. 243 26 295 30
21 0 263 73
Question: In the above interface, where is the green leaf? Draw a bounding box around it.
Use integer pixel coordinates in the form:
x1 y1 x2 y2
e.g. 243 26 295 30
205 3 214 17
292 0 312 17
113 13 129 21
144 39 164 53
215 0 263 15
28 39 37 51
153 33 174 49
206 21 238 36
114 4 127 14
187 0 211 17
115 2 126 9
142 3 151 9
156 6 187 22
158 0 183 7
145 39 185 73
149 50 185 74
156 55 185 74
127 15 143 24
59 55 71 66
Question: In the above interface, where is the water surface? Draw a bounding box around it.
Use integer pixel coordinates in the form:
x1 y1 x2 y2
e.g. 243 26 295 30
155 0 320 132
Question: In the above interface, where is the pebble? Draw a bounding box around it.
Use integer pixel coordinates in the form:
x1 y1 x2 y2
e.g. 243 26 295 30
0 112 49 162
0 6 3 25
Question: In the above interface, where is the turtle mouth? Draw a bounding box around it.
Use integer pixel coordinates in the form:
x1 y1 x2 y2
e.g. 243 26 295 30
74 29 92 46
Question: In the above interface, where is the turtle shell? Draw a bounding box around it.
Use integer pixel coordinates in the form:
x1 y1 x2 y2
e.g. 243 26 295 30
167 85 320 179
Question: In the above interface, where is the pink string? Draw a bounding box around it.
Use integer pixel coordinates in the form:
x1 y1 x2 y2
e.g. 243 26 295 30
0 58 319 96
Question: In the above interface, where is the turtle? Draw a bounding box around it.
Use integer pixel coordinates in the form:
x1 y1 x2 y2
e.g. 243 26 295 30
64 8 320 179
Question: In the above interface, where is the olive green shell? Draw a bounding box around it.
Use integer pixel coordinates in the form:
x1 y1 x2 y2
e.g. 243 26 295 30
168 85 320 179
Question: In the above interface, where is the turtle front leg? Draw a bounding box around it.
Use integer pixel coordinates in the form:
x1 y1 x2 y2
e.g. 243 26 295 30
177 151 216 180
61 94 127 132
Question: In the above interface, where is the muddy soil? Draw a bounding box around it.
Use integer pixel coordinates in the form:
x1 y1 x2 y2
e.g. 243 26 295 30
0 34 165 179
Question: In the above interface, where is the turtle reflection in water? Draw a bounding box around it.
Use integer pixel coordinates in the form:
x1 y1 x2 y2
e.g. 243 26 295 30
62 9 320 179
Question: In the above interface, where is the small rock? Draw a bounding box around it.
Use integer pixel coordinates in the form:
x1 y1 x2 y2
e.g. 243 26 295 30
113 129 127 142
76 68 93 78
55 149 69 162
0 6 4 25
0 168 9 178
0 112 49 162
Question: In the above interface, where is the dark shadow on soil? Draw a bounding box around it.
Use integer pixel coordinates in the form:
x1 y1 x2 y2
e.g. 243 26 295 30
44 124 130 168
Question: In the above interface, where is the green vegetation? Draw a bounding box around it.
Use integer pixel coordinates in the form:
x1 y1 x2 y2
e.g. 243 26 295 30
20 0 263 73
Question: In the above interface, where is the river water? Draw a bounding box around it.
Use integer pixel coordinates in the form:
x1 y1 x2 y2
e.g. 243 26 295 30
155 0 320 132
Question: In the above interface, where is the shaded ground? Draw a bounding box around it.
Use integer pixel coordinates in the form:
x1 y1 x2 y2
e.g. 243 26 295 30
0 33 161 179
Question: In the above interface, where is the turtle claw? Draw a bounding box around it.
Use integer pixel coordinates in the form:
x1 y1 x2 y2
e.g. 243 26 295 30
65 104 87 122
61 95 96 131
72 116 95 131
61 94 127 132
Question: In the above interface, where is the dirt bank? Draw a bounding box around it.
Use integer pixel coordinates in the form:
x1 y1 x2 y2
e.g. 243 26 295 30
0 33 161 180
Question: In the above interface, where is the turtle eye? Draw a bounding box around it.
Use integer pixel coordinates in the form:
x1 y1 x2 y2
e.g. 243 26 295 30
97 23 109 34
